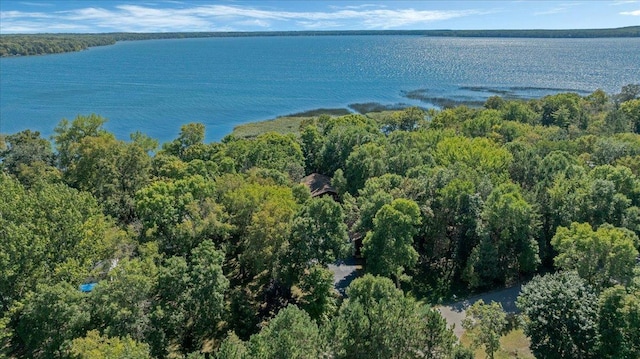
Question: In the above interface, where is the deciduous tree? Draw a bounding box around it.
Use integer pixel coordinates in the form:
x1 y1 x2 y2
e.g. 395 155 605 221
517 272 598 359
551 222 639 289
362 198 421 284
462 300 507 359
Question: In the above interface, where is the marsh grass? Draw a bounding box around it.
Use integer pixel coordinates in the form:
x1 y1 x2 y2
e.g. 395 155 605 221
231 116 311 138
230 106 407 138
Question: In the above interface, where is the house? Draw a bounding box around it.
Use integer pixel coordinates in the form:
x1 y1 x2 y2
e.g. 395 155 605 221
300 173 339 201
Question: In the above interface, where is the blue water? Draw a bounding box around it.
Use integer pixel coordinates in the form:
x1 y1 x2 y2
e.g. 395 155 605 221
1 36 639 142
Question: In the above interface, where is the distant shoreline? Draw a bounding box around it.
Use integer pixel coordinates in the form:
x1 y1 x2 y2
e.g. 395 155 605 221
2 26 639 57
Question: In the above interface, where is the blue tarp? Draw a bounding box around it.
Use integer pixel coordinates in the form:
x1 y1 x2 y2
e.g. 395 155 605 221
79 283 97 292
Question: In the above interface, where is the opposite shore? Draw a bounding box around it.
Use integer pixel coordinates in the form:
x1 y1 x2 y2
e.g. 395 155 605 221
2 26 640 57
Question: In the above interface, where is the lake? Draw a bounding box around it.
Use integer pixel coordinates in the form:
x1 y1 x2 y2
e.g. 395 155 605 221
1 36 639 143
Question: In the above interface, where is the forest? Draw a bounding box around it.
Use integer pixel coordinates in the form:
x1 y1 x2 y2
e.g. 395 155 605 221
2 26 639 57
1 85 640 358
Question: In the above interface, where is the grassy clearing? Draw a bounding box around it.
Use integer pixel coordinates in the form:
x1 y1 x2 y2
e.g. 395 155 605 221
460 329 534 359
231 116 312 138
230 106 411 138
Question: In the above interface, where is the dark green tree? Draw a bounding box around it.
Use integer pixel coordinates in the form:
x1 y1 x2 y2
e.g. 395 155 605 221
293 265 338 323
63 134 151 223
215 332 248 359
162 123 206 159
15 282 90 358
345 142 388 194
0 129 57 185
597 285 640 358
248 305 324 359
288 196 349 280
517 271 599 359
331 274 455 359
89 256 157 343
465 183 540 288
362 198 422 284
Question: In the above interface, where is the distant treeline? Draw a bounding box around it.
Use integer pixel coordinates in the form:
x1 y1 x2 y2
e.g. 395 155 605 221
1 26 639 57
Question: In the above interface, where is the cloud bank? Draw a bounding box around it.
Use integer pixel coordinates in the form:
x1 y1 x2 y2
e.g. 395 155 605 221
0 4 484 33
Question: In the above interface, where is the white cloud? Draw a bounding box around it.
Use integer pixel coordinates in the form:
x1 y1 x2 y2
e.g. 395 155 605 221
0 10 51 20
237 19 271 28
19 1 54 7
620 9 640 15
0 3 485 33
328 4 387 10
534 2 582 16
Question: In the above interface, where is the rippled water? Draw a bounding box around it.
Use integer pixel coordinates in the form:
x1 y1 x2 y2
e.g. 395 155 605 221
1 36 639 142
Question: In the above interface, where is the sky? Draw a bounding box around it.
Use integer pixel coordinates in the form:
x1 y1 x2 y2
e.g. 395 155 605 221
0 1 639 34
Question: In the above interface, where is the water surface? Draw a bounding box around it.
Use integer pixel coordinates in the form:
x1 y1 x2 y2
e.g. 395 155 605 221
1 36 639 142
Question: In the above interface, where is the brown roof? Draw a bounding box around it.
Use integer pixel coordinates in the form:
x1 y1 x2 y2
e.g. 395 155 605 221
301 173 338 198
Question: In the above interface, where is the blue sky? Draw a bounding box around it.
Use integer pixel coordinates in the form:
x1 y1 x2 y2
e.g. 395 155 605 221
0 1 639 34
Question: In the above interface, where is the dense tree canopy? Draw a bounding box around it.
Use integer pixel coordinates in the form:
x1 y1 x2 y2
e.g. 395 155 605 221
2 85 640 357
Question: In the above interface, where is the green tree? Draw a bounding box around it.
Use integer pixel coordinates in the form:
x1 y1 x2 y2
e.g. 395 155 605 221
614 83 640 106
15 282 90 358
500 100 538 125
317 114 381 175
63 134 151 223
245 132 305 180
300 125 324 173
0 129 57 185
462 109 502 139
215 332 248 359
540 92 586 129
331 274 455 359
188 240 229 348
551 222 639 289
149 256 190 357
434 136 513 181
130 131 158 154
362 198 422 284
353 173 407 236
417 166 484 296
241 197 296 281
148 241 228 355
461 300 507 359
465 183 540 288
597 285 640 358
0 174 124 312
382 107 425 132
162 123 206 159
136 175 230 256
505 141 541 190
293 265 338 323
620 98 640 133
89 254 158 343
69 330 151 359
345 142 388 194
288 197 349 280
517 272 599 359
53 114 108 170
248 305 324 359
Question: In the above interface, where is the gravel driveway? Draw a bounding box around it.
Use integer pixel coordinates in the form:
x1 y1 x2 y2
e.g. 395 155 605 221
436 285 522 338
